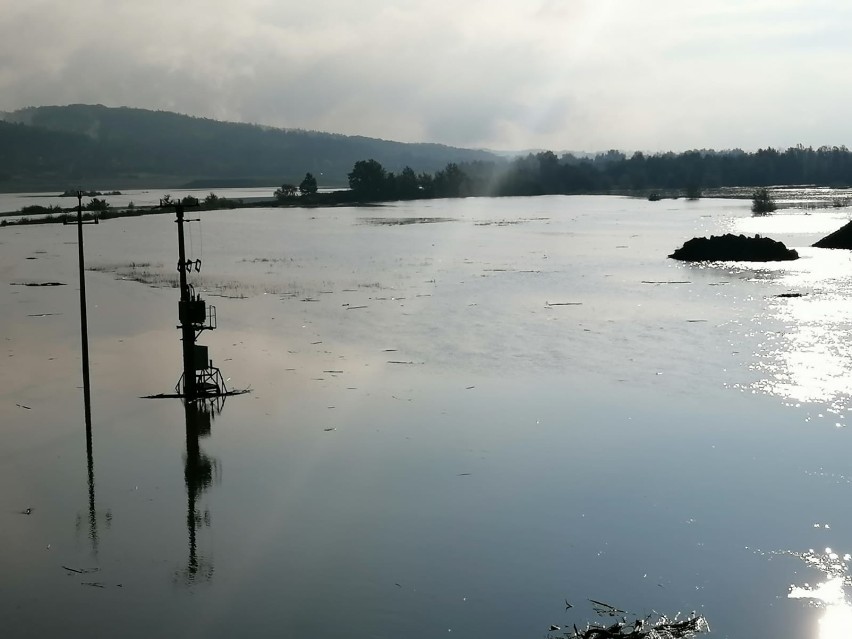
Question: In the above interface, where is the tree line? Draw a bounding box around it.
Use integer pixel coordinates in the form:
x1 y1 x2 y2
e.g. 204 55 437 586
276 144 852 204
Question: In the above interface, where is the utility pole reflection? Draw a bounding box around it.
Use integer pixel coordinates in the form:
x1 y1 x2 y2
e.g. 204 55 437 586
176 397 223 584
85 411 98 553
75 374 109 553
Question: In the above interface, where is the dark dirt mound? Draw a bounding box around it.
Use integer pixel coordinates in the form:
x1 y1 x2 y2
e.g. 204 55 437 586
669 234 798 262
813 220 852 249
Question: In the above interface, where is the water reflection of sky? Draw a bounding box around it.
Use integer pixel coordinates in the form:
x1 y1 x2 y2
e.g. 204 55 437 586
9 194 852 637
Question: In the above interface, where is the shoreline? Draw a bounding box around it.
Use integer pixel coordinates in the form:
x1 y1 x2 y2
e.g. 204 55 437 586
0 188 774 227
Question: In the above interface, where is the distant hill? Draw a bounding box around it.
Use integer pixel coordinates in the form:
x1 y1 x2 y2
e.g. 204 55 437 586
0 104 500 192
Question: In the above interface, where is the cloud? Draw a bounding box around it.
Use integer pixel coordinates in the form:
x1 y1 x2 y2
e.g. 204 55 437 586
3 0 852 151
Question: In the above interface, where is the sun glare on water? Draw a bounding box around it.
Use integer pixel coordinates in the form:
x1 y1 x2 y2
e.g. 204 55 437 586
789 549 852 639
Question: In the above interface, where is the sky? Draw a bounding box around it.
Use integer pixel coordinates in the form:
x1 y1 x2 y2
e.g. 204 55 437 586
3 0 852 153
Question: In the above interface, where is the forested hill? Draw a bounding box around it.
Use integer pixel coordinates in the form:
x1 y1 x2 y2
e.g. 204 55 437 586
0 104 498 191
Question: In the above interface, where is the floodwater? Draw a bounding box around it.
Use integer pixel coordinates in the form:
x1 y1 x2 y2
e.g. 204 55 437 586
3 194 852 638
0 187 281 214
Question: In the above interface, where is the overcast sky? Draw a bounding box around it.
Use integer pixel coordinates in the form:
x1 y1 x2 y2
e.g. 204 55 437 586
4 0 852 152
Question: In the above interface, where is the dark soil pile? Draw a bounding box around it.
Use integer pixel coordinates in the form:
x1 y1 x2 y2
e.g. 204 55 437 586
669 233 798 261
813 220 852 249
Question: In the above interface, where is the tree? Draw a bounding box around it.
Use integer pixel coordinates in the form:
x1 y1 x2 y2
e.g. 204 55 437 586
433 162 467 197
751 187 777 214
385 172 398 199
398 166 419 199
274 184 297 200
417 171 434 196
85 197 109 212
348 159 388 200
685 185 702 200
299 173 318 196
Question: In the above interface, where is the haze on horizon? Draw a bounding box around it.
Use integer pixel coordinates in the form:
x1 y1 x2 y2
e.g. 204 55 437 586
4 0 852 153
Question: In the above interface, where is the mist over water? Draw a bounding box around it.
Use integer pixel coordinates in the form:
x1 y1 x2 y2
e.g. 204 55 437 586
2 194 852 637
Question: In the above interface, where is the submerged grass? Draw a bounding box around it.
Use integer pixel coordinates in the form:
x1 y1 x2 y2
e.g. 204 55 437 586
88 261 342 299
90 262 179 288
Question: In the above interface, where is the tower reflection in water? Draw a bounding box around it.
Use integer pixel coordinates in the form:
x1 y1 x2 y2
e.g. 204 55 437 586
176 397 223 584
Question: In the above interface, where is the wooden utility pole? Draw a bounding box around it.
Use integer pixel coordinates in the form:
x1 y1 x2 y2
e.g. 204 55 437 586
65 192 98 426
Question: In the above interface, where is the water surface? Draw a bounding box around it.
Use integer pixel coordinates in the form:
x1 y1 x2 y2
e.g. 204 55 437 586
3 194 852 638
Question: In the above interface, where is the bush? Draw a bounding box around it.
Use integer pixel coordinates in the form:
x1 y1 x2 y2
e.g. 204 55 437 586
20 204 63 215
751 188 777 214
86 197 110 212
274 184 297 201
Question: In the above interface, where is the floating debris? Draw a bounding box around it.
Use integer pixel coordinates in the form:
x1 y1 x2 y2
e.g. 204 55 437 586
11 282 66 287
566 614 707 638
360 217 455 226
561 601 708 639
589 599 625 616
63 566 99 574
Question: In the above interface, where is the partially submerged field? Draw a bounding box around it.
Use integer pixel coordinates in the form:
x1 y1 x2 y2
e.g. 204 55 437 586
3 194 852 637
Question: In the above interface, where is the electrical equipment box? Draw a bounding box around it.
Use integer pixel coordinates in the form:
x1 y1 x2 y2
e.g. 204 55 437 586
193 345 209 370
179 300 206 325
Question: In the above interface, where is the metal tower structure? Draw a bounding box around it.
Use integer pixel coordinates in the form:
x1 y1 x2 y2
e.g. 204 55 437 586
167 199 227 399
